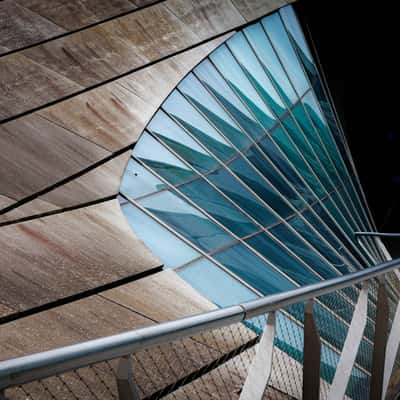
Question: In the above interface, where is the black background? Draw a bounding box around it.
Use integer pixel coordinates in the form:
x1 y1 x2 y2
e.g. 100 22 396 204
295 0 399 238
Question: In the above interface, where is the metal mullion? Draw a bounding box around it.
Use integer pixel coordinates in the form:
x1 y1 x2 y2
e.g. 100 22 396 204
277 11 382 262
256 23 377 267
203 57 372 268
159 107 361 289
283 11 380 240
119 192 259 296
175 83 364 283
192 73 366 273
224 38 364 240
224 43 374 264
140 126 374 335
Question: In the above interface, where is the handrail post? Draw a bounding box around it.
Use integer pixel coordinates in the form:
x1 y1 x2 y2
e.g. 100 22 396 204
328 282 369 400
239 312 276 400
303 299 321 400
116 355 140 400
370 280 389 400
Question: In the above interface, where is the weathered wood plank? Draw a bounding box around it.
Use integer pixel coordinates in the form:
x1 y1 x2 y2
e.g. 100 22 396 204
17 0 137 31
0 1 65 53
0 114 108 202
0 152 130 223
165 0 244 40
231 0 289 21
0 200 161 317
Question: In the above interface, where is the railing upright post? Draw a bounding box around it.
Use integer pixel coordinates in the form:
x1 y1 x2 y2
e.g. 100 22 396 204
369 280 389 400
303 299 321 400
116 355 140 400
239 312 276 400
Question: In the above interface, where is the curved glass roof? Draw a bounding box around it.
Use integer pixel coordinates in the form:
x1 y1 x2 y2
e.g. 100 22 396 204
118 6 390 398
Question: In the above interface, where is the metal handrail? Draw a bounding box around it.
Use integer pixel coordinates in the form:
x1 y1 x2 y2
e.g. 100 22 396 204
1 257 400 391
355 231 400 238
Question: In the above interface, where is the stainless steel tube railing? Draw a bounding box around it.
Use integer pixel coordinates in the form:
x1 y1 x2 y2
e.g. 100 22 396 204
1 257 400 393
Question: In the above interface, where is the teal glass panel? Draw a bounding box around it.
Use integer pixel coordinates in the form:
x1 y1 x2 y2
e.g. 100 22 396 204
213 243 295 295
195 59 267 141
227 156 294 218
241 146 306 211
121 202 200 269
282 114 334 192
179 73 251 150
148 110 218 174
163 91 236 162
255 134 317 204
227 32 286 117
134 132 197 185
262 13 309 95
244 23 297 106
178 258 258 307
268 124 326 198
210 45 277 130
206 167 278 227
120 158 166 199
138 191 234 253
179 178 258 237
246 232 320 286
270 222 339 280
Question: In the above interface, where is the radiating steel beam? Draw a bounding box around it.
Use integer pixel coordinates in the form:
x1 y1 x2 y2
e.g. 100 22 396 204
303 299 321 400
239 312 275 400
327 283 369 400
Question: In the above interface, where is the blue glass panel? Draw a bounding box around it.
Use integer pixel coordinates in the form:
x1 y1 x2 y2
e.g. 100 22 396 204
227 32 286 117
213 243 295 295
120 158 166 199
148 110 217 174
262 13 309 95
246 232 319 286
206 167 278 227
270 222 339 280
195 59 267 142
178 258 258 307
134 132 197 185
163 91 236 162
240 146 306 210
244 23 297 106
179 178 258 237
227 156 294 218
138 191 234 253
178 74 251 150
210 45 277 130
121 202 200 269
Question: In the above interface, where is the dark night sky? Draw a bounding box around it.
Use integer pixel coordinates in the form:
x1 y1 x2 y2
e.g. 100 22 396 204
295 1 400 235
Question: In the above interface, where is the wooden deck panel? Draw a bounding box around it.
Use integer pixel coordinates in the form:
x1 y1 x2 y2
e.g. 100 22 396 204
0 114 108 203
0 200 161 318
0 152 130 223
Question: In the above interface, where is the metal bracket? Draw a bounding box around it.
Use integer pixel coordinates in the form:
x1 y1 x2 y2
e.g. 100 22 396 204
116 355 140 400
239 312 276 400
328 282 369 400
303 299 321 400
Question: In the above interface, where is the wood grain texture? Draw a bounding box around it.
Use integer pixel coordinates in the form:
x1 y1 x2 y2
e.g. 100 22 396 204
165 0 245 40
0 0 285 121
0 200 162 317
17 0 138 31
0 114 109 202
22 4 198 88
0 0 65 53
0 54 82 120
40 35 231 154
230 0 290 21
0 152 130 223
